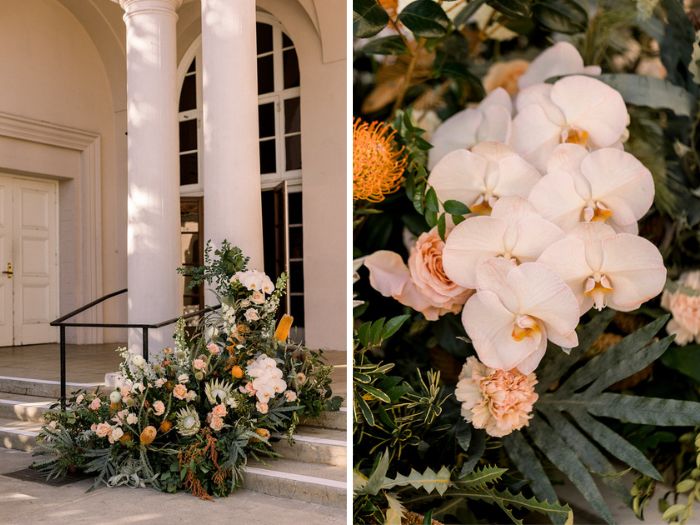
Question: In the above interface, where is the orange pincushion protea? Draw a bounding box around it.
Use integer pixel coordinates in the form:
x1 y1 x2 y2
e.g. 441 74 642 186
353 118 407 202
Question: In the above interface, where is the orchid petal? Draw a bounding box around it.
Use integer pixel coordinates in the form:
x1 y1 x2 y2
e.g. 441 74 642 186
474 257 520 312
427 107 482 169
480 87 513 113
528 171 587 231
518 42 591 89
471 143 541 198
428 149 488 208
476 104 512 144
511 103 563 171
546 143 587 174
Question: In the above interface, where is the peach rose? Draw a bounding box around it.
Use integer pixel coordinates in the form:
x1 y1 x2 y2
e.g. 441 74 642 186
95 422 112 438
256 401 269 414
455 357 538 437
212 403 227 418
209 415 224 431
173 384 188 400
152 400 165 416
365 227 472 321
89 398 101 411
483 59 529 95
206 343 220 355
193 358 206 371
662 270 700 345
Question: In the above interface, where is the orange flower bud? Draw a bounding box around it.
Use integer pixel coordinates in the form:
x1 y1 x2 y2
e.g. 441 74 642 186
255 428 270 440
274 314 294 343
231 365 244 379
159 420 173 433
139 425 157 445
119 433 133 445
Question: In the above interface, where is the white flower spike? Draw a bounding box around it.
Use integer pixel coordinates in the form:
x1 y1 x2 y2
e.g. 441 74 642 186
462 258 580 374
537 222 666 313
428 89 513 169
428 142 541 216
528 144 655 233
511 75 629 171
443 197 564 289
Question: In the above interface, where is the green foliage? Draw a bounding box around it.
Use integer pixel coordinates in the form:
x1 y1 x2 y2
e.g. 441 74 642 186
599 73 696 117
397 0 450 38
353 0 389 38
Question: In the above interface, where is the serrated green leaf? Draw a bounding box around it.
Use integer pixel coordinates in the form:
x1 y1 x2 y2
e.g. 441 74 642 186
598 74 696 117
384 465 452 495
568 410 662 481
353 0 390 38
385 492 405 525
457 465 507 487
443 199 471 215
361 35 409 55
528 417 615 525
362 450 391 495
398 0 450 38
585 393 700 426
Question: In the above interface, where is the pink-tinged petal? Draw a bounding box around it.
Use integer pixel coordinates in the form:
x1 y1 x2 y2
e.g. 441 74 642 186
474 257 520 312
428 149 489 208
514 337 548 374
490 195 537 219
510 214 565 262
443 216 508 289
479 145 541 198
550 76 629 147
601 234 667 311
364 251 410 297
528 171 587 231
518 42 588 89
538 235 594 312
476 105 512 144
580 148 654 223
515 83 553 112
508 262 581 336
546 326 579 349
511 104 563 171
427 107 482 169
546 143 587 174
396 280 441 320
462 290 542 371
480 87 513 114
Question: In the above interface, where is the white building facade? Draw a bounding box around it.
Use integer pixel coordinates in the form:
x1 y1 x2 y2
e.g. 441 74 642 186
0 0 347 352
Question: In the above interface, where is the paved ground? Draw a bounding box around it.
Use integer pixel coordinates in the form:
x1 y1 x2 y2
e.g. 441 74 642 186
0 449 346 525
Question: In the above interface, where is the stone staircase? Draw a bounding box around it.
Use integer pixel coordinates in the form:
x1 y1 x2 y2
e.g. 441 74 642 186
0 377 347 509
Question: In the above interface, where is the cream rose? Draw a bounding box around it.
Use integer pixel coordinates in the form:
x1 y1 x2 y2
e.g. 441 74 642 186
173 384 187 400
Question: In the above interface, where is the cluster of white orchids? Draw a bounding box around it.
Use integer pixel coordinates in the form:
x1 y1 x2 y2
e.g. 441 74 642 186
364 42 667 434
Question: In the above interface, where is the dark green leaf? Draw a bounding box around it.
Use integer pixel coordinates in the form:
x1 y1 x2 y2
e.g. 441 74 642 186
355 393 375 426
398 0 451 38
361 35 409 55
453 0 488 27
532 0 587 34
486 0 530 18
357 321 371 347
661 344 700 383
425 209 438 228
360 384 392 403
598 74 696 117
460 429 486 476
425 186 439 213
383 314 410 340
353 0 390 38
452 214 466 225
443 199 471 215
437 213 447 240
369 318 386 344
528 416 614 525
569 409 662 481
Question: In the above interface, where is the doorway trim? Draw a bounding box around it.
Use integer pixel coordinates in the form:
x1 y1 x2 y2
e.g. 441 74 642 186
0 112 102 343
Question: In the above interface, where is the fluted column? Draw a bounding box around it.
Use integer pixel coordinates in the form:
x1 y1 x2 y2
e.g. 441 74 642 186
117 0 183 354
201 0 264 278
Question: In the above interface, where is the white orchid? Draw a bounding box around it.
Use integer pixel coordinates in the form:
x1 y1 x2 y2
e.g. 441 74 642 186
428 142 540 215
462 258 580 374
443 197 564 289
528 144 655 233
428 89 513 169
537 222 666 313
517 41 601 90
511 75 629 171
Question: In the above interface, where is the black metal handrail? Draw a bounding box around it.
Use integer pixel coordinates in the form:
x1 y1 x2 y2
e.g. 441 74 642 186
50 289 220 408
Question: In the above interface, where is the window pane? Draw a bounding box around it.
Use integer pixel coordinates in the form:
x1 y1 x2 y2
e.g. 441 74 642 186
290 261 304 293
257 55 274 94
283 48 300 88
180 152 198 185
285 135 302 171
258 102 275 138
259 139 276 174
291 294 305 327
181 202 200 232
181 233 200 265
284 97 301 134
289 226 303 259
256 23 273 54
179 74 197 112
187 58 196 73
289 192 302 224
179 119 198 152
282 32 293 48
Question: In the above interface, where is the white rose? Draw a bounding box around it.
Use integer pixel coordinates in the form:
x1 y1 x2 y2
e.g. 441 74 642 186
109 391 122 404
131 355 146 368
244 309 260 322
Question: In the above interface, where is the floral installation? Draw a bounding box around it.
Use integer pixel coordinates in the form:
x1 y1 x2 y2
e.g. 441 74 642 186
32 241 341 499
354 1 700 524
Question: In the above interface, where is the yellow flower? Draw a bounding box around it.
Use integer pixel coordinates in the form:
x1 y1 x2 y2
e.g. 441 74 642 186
274 314 294 342
140 425 157 445
353 118 407 203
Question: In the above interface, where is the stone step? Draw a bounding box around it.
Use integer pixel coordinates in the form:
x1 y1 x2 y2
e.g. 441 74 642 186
0 417 42 452
244 458 346 508
0 393 54 422
302 406 347 431
0 375 103 398
271 426 346 467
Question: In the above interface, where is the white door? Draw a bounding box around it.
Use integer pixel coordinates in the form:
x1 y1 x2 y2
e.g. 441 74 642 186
0 174 58 346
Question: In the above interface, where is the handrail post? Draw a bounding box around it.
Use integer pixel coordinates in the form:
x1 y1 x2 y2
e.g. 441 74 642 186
60 326 66 410
142 327 149 362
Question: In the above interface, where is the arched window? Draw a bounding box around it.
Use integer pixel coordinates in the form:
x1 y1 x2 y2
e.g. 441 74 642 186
176 15 305 333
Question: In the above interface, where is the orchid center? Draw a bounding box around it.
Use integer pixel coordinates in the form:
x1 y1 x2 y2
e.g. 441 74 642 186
584 274 613 310
471 192 497 215
561 126 589 146
511 315 540 342
582 201 613 223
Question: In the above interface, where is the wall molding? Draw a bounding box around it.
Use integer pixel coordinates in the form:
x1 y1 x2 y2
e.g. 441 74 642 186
0 111 103 344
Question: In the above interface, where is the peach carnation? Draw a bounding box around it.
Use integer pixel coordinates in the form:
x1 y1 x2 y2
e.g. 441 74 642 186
455 357 538 437
95 422 112 438
662 270 700 345
212 403 227 418
209 415 224 431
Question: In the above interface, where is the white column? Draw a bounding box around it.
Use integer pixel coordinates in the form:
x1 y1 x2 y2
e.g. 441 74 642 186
117 0 183 354
201 0 264 278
